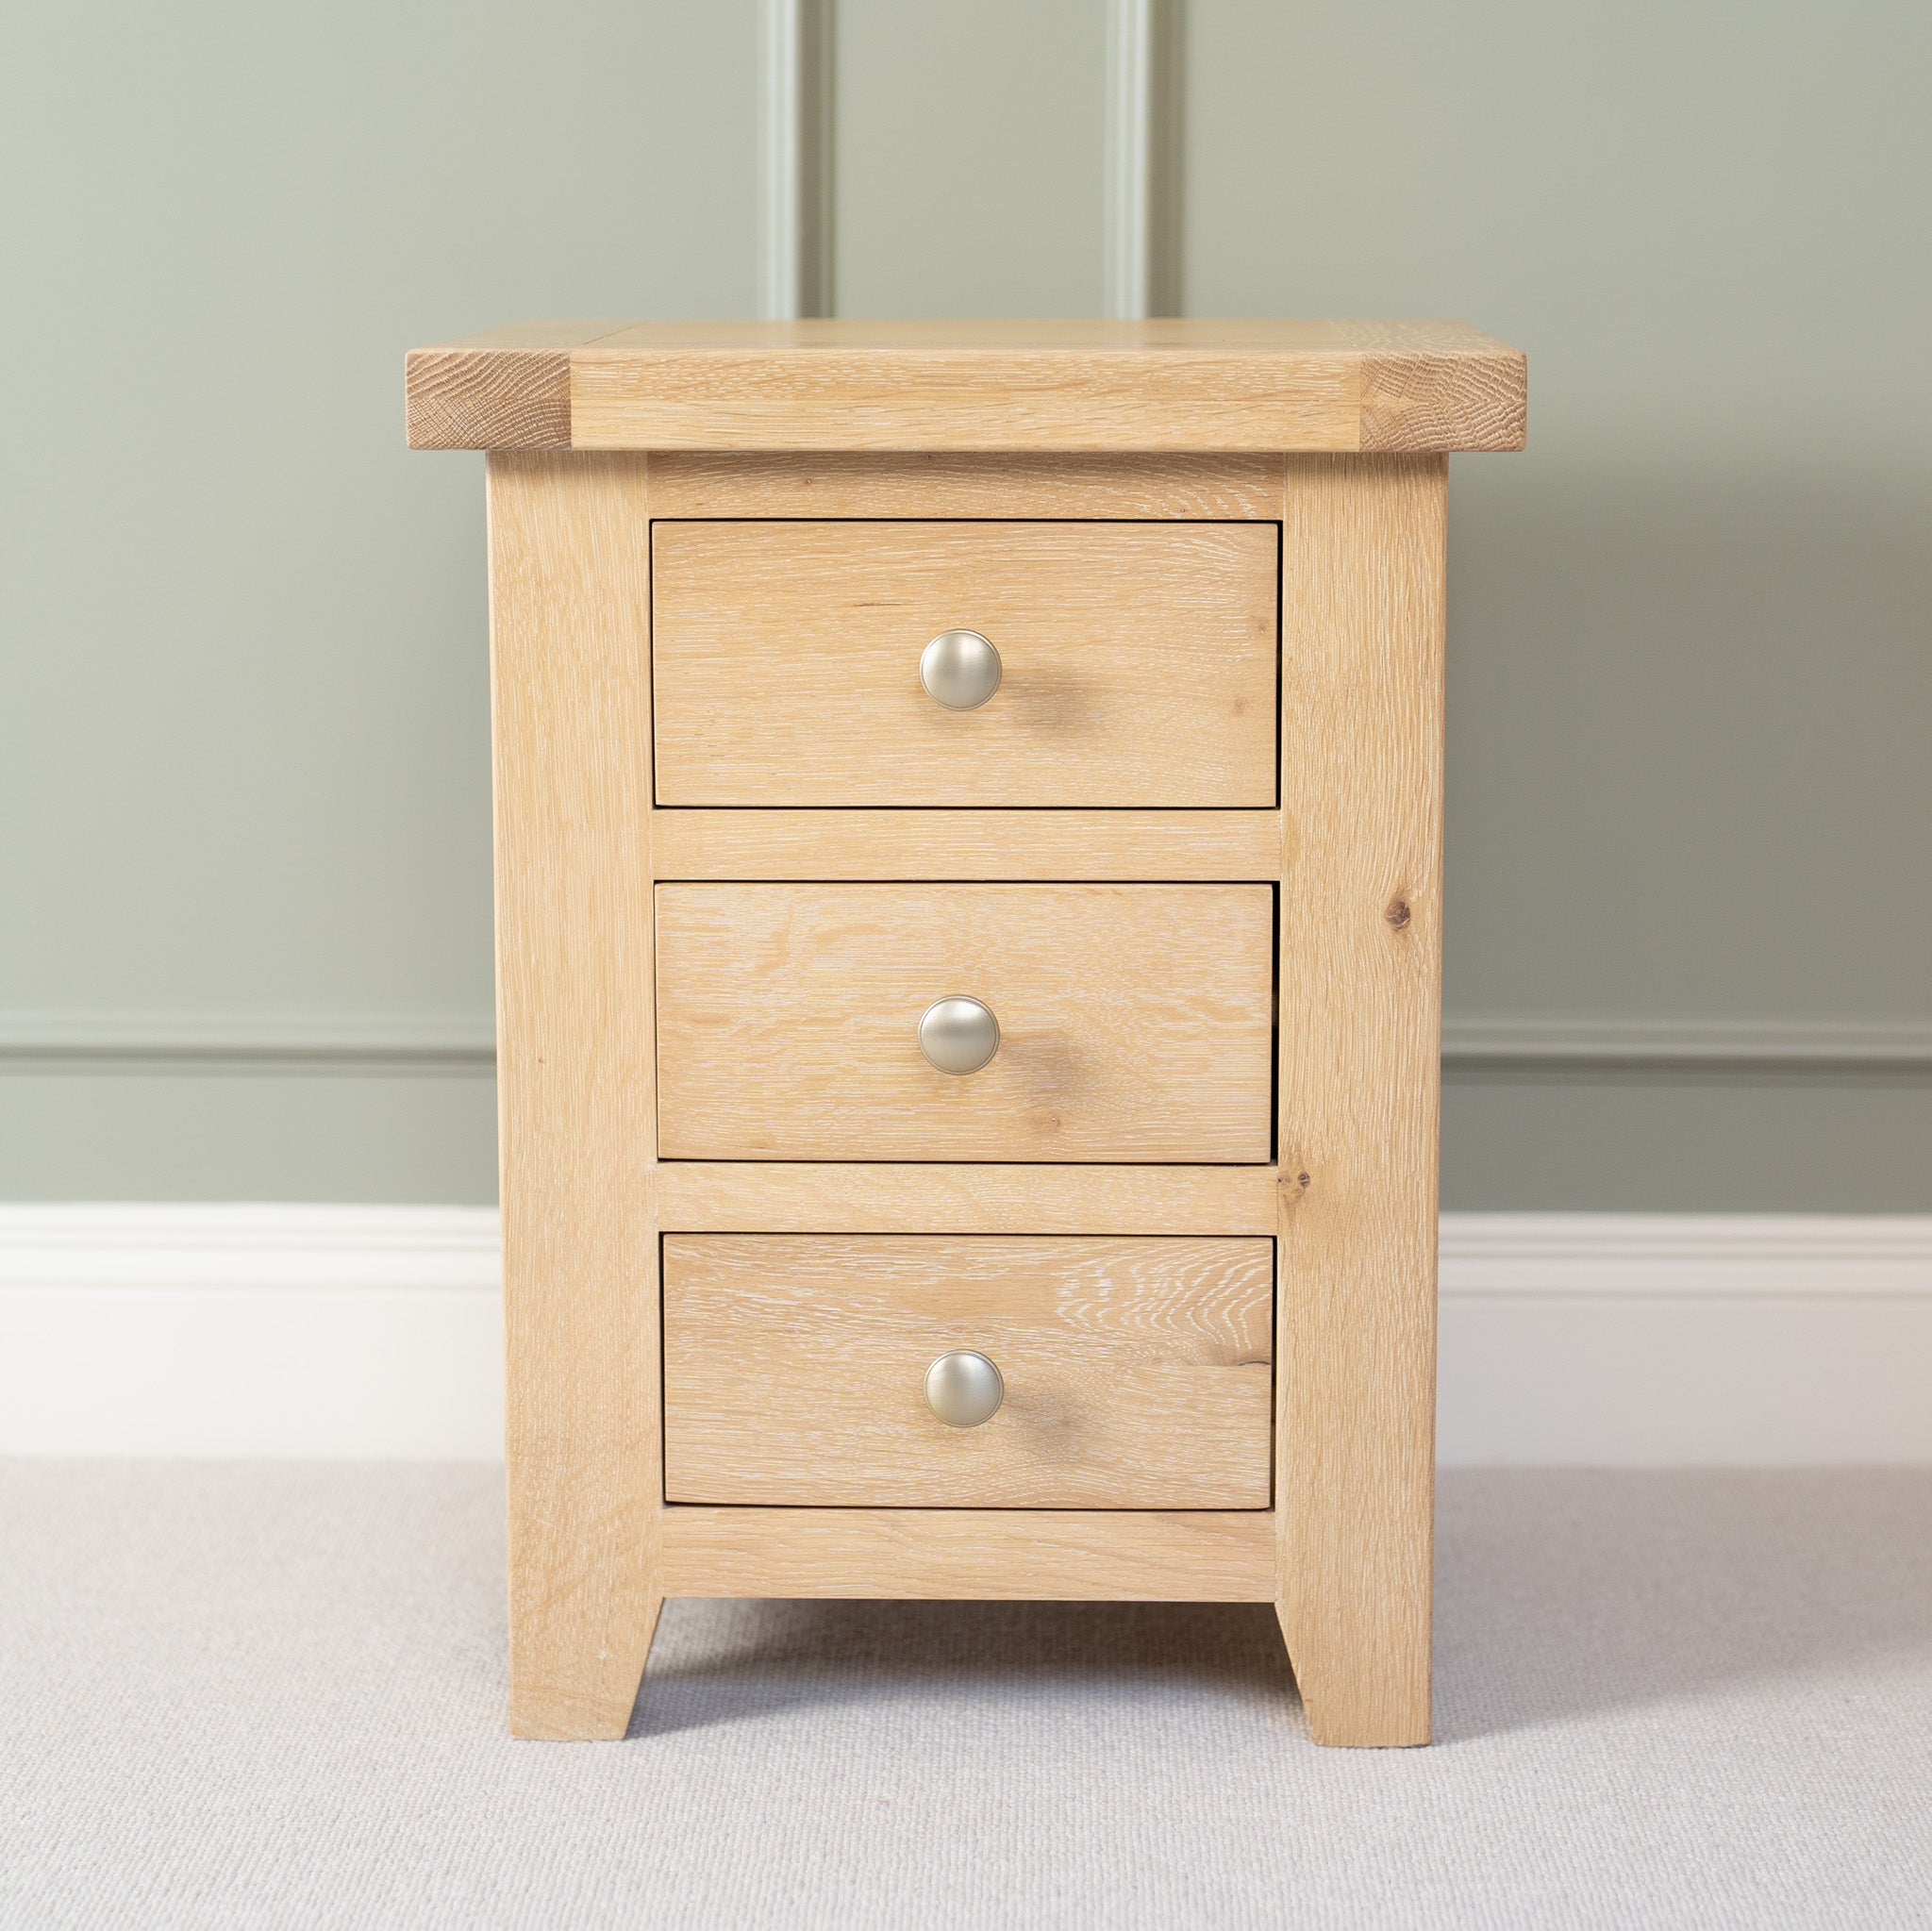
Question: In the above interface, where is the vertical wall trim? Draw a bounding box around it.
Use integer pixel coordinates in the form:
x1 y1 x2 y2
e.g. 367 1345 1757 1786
758 0 834 321
1103 0 1180 319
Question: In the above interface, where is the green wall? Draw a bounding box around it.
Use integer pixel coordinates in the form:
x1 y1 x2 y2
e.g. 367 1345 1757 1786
5 1 1928 1207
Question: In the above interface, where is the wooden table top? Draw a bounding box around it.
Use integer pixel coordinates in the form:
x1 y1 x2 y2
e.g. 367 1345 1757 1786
406 317 1526 456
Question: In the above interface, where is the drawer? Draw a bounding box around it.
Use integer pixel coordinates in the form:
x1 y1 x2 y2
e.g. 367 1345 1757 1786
654 883 1274 1162
650 519 1278 807
661 1235 1275 1507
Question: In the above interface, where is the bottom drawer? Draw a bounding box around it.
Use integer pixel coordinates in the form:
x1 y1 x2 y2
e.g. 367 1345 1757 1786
662 1234 1274 1508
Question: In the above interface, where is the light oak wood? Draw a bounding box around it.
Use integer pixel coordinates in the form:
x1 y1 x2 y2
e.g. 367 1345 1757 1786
408 321 627 450
662 1235 1274 1507
1335 319 1531 454
1273 454 1447 1747
651 807 1284 880
489 449 660 1740
651 520 1277 807
645 451 1286 520
656 1162 1279 1234
574 319 1523 453
658 1506 1277 1601
654 883 1275 1162
406 319 1526 452
412 375 1519 1743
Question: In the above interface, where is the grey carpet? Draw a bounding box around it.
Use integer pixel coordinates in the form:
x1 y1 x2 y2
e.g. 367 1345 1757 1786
2 1466 1928 1929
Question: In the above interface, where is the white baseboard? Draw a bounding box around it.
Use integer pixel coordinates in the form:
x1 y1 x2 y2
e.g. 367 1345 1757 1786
1437 1215 1932 1464
2 1205 1928 1465
0 1207 502 1460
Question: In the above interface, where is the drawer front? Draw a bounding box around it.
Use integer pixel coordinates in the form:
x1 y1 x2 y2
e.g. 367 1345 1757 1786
650 520 1278 807
654 883 1275 1162
662 1235 1275 1507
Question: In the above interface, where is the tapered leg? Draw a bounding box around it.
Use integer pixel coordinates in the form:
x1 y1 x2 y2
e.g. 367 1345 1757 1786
509 1595 662 1743
1273 455 1446 1747
490 451 664 1740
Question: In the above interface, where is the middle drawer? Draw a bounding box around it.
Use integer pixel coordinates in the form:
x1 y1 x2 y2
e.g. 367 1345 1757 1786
655 883 1275 1162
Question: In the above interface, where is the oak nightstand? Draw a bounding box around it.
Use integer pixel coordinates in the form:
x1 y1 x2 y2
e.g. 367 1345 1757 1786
407 319 1527 1747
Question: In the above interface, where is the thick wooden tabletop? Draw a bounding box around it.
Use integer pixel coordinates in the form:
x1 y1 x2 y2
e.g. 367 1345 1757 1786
406 319 1525 455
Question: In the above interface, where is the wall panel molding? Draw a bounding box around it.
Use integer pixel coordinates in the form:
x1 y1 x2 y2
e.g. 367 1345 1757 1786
0 1010 494 1076
4 1008 1928 1077
1441 1014 1932 1071
758 0 834 320
4 1204 1926 1462
1102 0 1181 318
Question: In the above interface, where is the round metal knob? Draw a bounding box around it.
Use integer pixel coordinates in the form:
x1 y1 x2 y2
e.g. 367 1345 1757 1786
919 995 1000 1075
920 629 1002 709
925 1350 1004 1428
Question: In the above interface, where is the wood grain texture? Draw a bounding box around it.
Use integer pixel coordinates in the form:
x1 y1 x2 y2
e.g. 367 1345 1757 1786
408 320 1526 451
489 449 659 1740
654 883 1275 1162
572 320 1520 453
1335 320 1529 454
446 426 1495 1737
408 322 625 450
651 807 1285 880
645 451 1286 519
651 520 1278 807
662 1235 1274 1507
658 1506 1277 1600
1274 454 1447 1747
656 1162 1279 1234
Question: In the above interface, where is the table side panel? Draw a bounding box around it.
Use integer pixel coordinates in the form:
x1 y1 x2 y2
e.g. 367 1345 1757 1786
1274 453 1447 1746
489 450 661 1739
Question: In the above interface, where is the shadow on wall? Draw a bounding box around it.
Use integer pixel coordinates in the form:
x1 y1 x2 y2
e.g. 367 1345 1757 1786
1431 447 1932 1209
1447 454 1932 1022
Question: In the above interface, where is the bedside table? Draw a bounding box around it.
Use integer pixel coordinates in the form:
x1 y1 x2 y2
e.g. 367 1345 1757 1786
406 319 1527 1747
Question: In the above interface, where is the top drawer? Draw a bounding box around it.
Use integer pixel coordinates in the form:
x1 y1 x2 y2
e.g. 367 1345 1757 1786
650 520 1278 807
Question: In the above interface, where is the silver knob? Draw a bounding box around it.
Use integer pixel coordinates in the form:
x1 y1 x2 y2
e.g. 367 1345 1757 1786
920 629 1002 709
919 995 999 1075
925 1350 1004 1428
